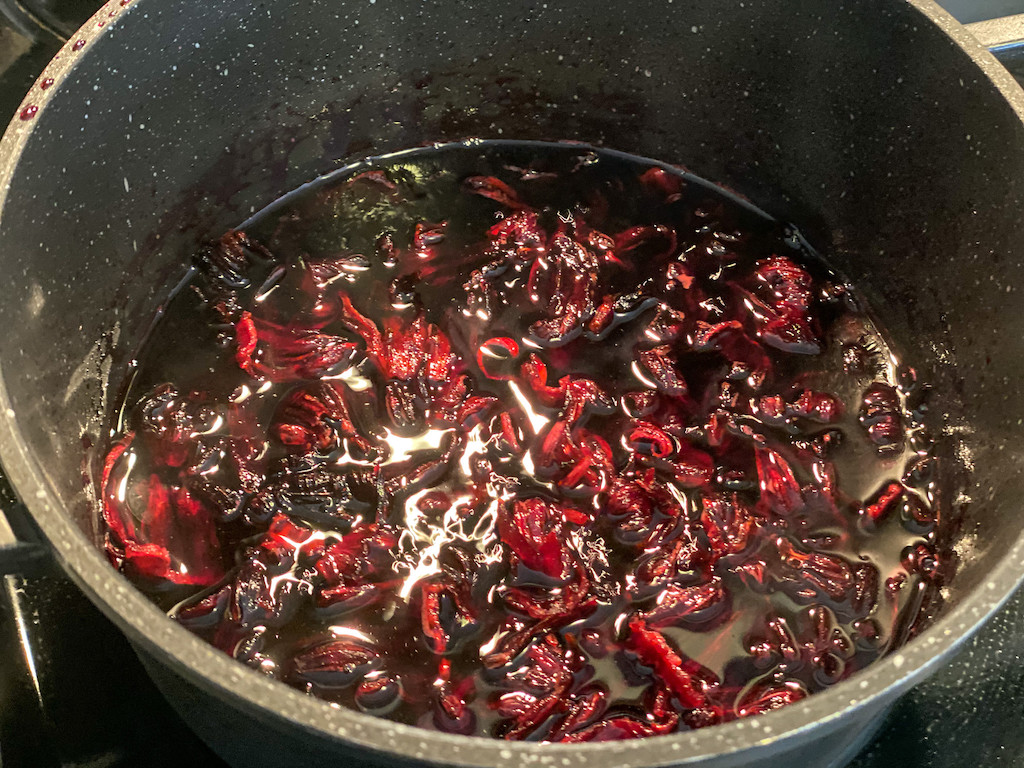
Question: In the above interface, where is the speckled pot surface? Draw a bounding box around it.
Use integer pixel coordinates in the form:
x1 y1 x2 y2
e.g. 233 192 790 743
1 0 1024 766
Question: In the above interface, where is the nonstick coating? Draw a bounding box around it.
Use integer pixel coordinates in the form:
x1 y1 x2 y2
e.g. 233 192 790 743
1 0 1024 766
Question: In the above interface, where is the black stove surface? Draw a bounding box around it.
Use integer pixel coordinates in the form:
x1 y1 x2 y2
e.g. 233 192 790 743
1 4 1024 767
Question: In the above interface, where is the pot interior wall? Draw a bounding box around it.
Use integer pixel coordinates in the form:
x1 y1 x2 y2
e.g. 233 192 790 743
0 0 1022 620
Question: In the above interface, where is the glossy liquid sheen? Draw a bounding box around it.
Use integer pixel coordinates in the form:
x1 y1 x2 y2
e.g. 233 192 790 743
99 141 947 742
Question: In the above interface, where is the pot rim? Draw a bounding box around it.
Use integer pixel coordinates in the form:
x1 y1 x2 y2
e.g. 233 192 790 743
1 1 1023 765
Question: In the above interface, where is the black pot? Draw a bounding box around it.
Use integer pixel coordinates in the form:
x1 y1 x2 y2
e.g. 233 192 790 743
1 1 1024 766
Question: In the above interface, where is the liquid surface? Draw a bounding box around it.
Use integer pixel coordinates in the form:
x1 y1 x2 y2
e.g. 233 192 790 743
98 141 947 741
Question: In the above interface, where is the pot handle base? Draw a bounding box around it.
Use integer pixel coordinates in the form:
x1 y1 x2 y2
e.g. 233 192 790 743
0 469 50 576
0 513 50 576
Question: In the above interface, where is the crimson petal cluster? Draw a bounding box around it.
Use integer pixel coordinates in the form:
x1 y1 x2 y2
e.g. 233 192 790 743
99 150 943 742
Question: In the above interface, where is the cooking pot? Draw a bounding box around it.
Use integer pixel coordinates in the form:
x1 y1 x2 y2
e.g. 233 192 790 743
1 1 1024 766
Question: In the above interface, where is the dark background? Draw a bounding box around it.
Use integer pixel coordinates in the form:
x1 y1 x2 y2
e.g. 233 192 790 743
0 1 1023 766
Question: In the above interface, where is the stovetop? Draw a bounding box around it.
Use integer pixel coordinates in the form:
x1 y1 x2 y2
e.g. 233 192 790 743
2 3 1024 767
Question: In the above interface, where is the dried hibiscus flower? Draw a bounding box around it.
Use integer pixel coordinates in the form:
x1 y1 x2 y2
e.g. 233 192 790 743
98 142 947 742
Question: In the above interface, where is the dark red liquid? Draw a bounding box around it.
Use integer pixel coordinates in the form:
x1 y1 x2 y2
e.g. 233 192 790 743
99 141 947 742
